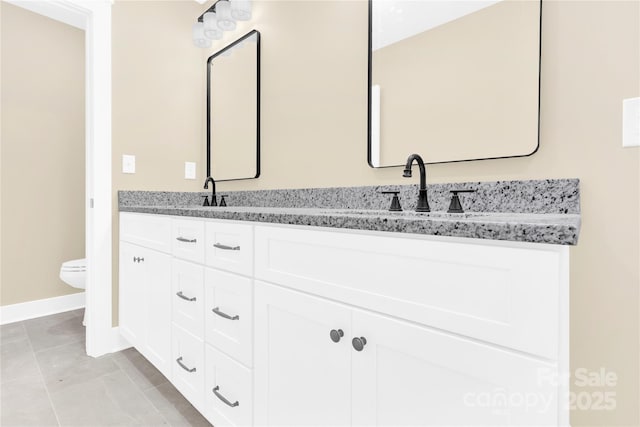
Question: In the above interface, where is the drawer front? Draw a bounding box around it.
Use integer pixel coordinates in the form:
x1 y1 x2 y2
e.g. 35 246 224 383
204 344 253 427
120 213 171 253
172 259 204 339
172 324 205 409
205 222 253 276
172 218 205 263
255 226 563 360
205 268 253 367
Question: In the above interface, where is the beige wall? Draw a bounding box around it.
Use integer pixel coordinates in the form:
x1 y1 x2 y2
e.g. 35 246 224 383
111 0 206 324
0 2 85 306
113 1 639 424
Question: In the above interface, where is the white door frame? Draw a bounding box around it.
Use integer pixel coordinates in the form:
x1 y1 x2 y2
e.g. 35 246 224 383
6 0 115 357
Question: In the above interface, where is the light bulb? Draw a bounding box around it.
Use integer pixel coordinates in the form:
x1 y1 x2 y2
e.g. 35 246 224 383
216 1 236 31
203 12 223 40
230 0 251 21
192 22 211 48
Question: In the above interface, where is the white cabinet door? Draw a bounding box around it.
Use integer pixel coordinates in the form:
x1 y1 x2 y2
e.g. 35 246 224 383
143 248 172 377
119 242 172 378
254 281 352 427
119 242 146 348
351 309 559 426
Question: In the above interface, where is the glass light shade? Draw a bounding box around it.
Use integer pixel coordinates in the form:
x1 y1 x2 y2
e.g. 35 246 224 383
203 12 223 40
216 1 236 31
192 22 211 48
230 0 252 21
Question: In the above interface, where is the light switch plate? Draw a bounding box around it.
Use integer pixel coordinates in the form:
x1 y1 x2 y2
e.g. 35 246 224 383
122 154 136 174
185 162 196 180
623 97 640 148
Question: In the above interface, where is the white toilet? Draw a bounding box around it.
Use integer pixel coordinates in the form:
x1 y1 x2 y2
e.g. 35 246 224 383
60 258 87 325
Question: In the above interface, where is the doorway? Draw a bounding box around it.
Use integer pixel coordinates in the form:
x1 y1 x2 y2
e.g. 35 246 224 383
4 0 113 357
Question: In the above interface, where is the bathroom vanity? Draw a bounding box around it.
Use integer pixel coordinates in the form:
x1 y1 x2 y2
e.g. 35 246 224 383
118 181 579 426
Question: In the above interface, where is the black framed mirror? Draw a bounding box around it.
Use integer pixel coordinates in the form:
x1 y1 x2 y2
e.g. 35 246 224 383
367 0 542 168
207 30 260 181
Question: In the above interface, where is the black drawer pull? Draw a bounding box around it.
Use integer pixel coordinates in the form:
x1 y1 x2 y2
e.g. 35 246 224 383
176 291 197 302
212 307 240 320
213 243 240 251
176 357 196 373
212 386 239 408
176 237 197 243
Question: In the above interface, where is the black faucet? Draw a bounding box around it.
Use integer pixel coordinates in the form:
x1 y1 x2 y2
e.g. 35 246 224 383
403 154 430 212
203 176 217 207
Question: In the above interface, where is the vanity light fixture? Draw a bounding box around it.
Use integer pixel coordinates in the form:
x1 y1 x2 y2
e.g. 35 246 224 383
193 0 252 47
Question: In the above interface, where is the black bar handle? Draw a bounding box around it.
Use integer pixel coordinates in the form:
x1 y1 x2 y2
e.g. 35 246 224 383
212 307 240 320
213 243 240 251
176 357 196 373
176 291 197 302
176 237 197 243
212 386 239 408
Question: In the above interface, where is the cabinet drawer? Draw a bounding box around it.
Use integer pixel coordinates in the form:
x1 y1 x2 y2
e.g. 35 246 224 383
120 213 171 253
205 222 253 276
172 218 205 263
255 226 563 360
204 344 253 427
205 268 253 367
172 259 204 339
172 324 205 409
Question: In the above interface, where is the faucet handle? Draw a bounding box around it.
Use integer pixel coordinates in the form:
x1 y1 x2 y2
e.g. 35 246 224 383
201 195 210 207
448 189 476 213
381 191 402 212
219 195 228 207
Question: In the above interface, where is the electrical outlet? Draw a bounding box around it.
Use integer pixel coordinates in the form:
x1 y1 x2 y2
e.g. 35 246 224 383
185 162 196 180
623 97 640 148
122 155 136 174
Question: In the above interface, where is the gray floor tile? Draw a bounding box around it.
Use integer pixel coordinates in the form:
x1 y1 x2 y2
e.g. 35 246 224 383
50 370 167 427
143 382 212 427
35 340 120 394
0 322 28 345
1 337 41 384
24 310 85 352
113 348 169 391
0 374 58 427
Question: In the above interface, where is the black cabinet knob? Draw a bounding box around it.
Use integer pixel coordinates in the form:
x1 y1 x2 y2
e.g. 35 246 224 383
352 337 367 351
329 329 344 343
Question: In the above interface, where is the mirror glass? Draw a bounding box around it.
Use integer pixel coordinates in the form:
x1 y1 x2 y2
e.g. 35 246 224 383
368 0 541 167
207 30 260 181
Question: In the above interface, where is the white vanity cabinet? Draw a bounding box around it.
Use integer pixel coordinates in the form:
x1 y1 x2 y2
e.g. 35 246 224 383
119 212 570 427
253 225 569 426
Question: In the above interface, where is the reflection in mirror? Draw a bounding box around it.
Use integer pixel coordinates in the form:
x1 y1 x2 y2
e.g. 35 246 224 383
207 30 260 181
368 0 541 167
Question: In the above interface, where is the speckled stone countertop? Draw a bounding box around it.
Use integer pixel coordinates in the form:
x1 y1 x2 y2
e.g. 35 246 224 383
119 179 581 245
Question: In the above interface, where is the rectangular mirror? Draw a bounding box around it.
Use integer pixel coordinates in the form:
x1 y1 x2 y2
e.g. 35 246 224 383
368 0 541 167
207 30 260 181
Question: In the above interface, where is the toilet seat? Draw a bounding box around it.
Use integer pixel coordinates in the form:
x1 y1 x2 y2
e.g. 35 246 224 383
61 259 86 271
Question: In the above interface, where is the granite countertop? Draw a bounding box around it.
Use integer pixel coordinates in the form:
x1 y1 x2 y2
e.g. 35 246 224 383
119 205 581 246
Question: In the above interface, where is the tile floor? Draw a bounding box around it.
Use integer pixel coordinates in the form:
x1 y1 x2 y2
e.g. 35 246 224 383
0 309 212 427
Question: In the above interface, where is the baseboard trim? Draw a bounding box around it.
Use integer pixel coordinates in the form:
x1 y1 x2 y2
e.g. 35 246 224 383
110 326 132 353
0 292 85 325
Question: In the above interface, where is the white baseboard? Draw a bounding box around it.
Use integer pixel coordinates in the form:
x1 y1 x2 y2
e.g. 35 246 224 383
0 292 85 325
110 326 132 353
